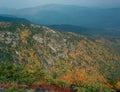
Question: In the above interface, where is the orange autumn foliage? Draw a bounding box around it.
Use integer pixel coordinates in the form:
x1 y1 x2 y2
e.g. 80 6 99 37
72 69 88 86
56 68 88 86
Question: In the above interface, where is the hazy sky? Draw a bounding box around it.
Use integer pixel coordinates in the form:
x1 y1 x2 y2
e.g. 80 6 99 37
0 0 120 9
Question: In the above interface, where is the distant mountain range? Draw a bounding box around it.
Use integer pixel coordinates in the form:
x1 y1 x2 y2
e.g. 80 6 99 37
0 15 30 23
48 24 120 37
0 4 120 29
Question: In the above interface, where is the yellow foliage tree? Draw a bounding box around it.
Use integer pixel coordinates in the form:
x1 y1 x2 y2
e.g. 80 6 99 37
20 30 31 44
115 81 120 89
72 69 88 86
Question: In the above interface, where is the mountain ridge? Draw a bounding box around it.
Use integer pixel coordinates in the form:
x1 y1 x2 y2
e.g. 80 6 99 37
0 4 120 28
48 24 120 37
0 15 31 23
0 22 120 91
